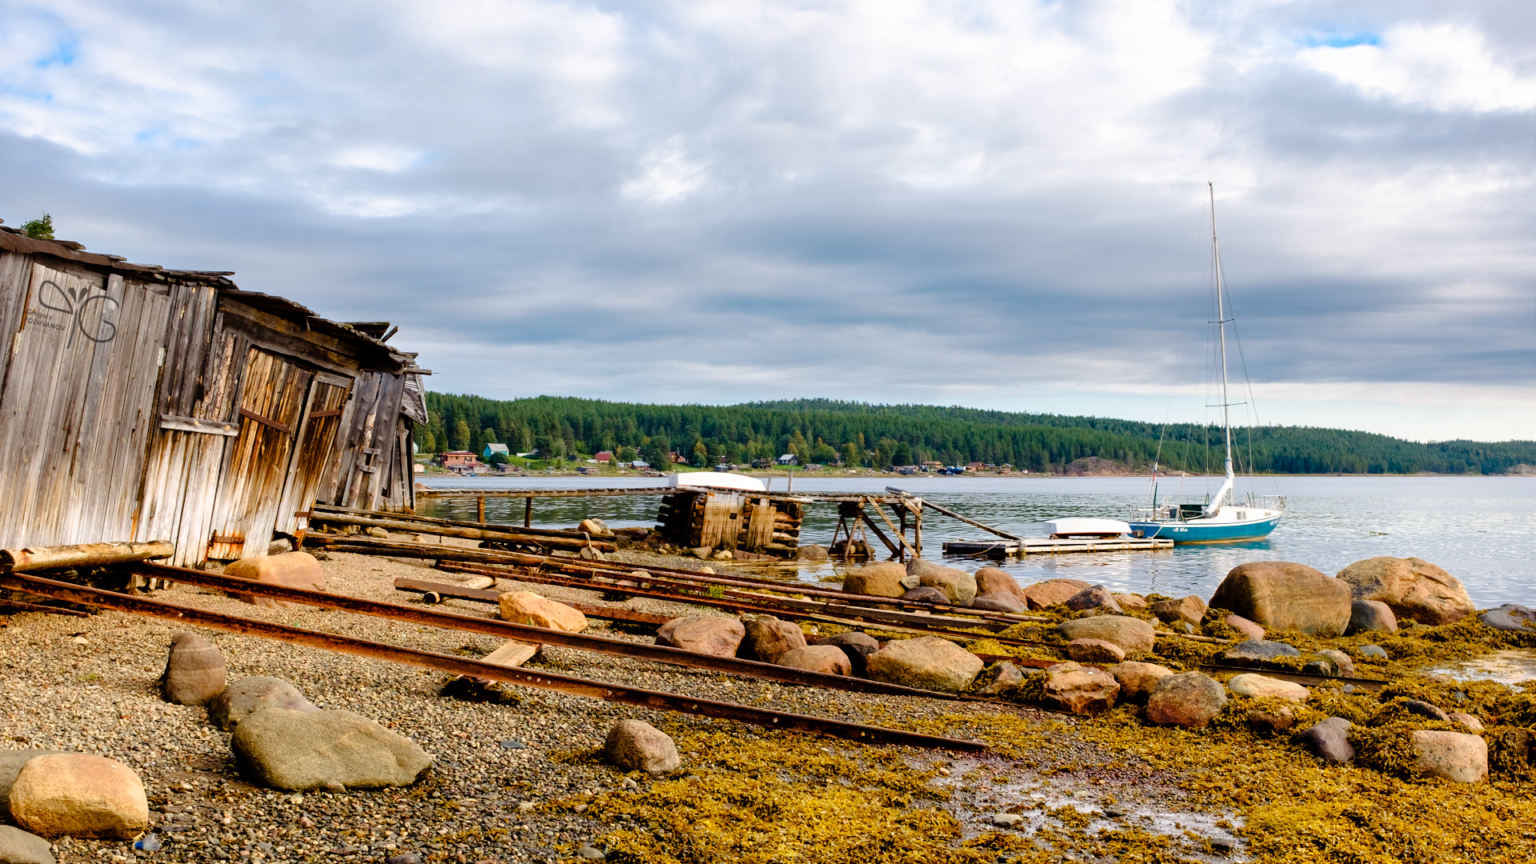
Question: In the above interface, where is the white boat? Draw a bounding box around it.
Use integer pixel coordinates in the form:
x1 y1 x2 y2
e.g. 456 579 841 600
1044 518 1129 539
1128 184 1284 544
669 472 767 493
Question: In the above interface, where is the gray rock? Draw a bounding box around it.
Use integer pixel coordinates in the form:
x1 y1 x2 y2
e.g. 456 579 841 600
231 708 432 790
1313 649 1355 678
812 631 881 654
1107 661 1174 702
1348 600 1398 635
740 617 806 664
208 677 317 730
1057 616 1155 653
1151 596 1207 627
0 825 54 864
656 617 746 657
1221 640 1301 666
1210 561 1352 636
1066 638 1126 665
1359 644 1388 660
1145 672 1226 728
1294 717 1354 763
160 632 226 706
1041 662 1120 715
1478 604 1536 632
1402 700 1449 722
901 587 949 605
604 720 679 775
970 593 1026 613
386 854 421 864
865 636 984 693
576 847 606 861
978 662 1025 698
909 559 977 605
990 813 1024 827
1337 557 1475 626
796 544 829 561
1064 585 1122 614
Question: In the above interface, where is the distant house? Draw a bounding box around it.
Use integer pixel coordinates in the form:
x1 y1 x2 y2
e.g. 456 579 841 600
629 460 649 469
595 450 614 463
483 443 510 461
443 451 476 468
777 454 798 465
965 461 984 472
921 461 943 471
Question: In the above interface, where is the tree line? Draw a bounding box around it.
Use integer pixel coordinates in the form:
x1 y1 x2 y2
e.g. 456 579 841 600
414 395 1536 475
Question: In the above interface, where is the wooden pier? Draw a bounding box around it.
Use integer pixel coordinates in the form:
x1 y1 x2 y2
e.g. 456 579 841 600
942 536 1174 557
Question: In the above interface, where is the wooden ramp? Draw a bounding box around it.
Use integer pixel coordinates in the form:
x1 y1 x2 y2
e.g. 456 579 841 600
943 537 1174 557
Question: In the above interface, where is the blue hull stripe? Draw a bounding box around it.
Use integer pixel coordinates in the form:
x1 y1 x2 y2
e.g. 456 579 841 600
1128 517 1281 544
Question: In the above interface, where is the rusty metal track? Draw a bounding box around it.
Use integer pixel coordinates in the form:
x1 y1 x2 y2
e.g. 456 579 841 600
2 572 984 752
306 532 1041 626
0 597 91 617
432 561 1062 651
401 578 670 627
132 563 974 702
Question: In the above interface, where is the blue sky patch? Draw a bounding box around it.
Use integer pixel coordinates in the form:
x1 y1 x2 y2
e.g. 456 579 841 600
33 34 79 67
1303 32 1380 49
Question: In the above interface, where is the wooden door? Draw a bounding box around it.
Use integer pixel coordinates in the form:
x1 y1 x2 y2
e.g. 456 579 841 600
206 348 312 560
274 372 352 538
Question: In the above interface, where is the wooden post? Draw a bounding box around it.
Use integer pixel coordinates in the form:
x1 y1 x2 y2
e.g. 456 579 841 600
524 498 533 528
476 496 486 523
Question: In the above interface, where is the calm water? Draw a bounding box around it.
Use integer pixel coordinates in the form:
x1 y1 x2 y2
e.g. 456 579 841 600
417 475 1536 608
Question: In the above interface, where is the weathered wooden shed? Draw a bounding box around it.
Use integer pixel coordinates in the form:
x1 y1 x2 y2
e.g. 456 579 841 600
0 227 428 567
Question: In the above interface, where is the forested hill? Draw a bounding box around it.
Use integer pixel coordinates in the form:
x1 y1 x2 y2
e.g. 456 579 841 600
416 395 1536 476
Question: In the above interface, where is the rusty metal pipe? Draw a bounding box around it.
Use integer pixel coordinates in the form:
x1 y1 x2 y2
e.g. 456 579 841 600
3 573 982 751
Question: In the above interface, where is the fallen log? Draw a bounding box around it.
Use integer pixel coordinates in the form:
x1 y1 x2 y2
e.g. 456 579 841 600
307 511 615 553
0 541 175 573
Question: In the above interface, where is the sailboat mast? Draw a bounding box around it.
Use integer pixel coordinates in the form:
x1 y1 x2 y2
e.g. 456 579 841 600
1209 182 1234 505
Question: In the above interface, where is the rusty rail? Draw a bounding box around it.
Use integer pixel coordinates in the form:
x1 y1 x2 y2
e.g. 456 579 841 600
403 578 669 627
1 572 984 752
132 563 975 702
426 563 1065 652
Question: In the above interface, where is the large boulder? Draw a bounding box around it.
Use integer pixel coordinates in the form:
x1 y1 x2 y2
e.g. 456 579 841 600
223 551 326 607
1410 730 1487 783
1294 718 1354 763
1152 596 1207 627
909 560 976 605
231 708 432 791
604 720 679 774
1041 662 1119 715
974 568 1028 605
1145 672 1227 728
865 637 984 693
1057 616 1156 654
842 563 913 598
1336 557 1475 626
8 754 148 839
1209 562 1351 636
0 825 53 864
498 591 587 632
160 631 226 706
776 645 852 676
208 677 317 730
1228 673 1309 702
1064 586 1121 614
740 617 806 664
1022 579 1092 610
1066 639 1125 665
1347 600 1398 635
1478 604 1536 632
1108 661 1174 701
656 617 745 658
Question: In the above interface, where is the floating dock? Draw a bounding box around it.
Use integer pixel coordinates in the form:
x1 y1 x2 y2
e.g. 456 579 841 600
942 537 1175 557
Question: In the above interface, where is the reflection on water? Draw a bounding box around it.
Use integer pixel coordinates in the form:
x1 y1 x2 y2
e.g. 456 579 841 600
1430 650 1536 689
417 475 1536 608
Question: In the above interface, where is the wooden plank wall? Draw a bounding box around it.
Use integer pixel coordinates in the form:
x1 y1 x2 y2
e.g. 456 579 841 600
0 258 171 549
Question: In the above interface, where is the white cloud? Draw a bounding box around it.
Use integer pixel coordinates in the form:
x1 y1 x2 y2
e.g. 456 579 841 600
1298 24 1536 113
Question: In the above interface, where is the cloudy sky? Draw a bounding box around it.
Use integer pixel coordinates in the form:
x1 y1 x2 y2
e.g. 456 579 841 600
2 0 1532 442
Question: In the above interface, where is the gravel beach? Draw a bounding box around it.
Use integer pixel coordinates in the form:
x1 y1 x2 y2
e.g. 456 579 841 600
0 551 1234 863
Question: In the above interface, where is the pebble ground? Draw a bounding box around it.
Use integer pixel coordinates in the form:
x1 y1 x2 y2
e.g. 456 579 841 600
0 550 1228 863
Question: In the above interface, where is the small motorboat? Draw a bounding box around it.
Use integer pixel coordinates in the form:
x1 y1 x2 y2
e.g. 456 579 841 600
1044 518 1130 539
670 472 767 493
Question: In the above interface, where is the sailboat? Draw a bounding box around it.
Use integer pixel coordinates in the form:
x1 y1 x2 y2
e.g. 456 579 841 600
1127 184 1284 543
